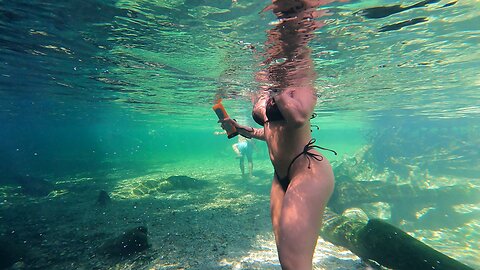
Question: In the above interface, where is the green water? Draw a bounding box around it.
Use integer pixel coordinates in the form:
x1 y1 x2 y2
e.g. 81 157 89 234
0 0 479 269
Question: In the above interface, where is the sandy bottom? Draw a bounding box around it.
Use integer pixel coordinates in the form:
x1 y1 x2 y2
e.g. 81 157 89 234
0 158 478 269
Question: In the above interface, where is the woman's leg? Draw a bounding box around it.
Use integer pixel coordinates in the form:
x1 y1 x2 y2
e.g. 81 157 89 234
270 177 285 248
239 156 245 176
276 172 334 270
246 152 253 178
232 143 241 157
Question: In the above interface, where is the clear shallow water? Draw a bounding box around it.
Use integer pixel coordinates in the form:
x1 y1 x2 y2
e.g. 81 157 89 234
0 0 479 269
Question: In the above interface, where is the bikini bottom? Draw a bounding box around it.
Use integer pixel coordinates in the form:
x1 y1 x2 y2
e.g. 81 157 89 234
274 138 336 192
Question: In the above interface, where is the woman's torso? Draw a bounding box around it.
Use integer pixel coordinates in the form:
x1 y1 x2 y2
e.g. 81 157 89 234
265 121 316 177
252 96 319 177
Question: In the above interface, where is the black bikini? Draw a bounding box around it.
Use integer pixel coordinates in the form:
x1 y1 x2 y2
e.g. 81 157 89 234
253 97 284 126
275 138 337 191
252 97 337 191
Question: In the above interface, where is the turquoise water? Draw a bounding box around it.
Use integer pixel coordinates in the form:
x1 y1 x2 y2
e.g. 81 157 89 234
1 0 479 269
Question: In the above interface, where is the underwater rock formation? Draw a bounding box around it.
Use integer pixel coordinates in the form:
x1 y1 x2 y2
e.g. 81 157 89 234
165 175 208 190
98 226 149 257
96 190 111 206
113 175 210 199
361 118 480 179
414 208 480 230
328 181 480 225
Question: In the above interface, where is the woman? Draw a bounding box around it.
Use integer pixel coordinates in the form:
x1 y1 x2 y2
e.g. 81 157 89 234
219 1 336 269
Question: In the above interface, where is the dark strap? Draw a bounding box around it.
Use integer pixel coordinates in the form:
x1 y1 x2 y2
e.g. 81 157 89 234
310 113 319 132
285 138 337 179
309 138 338 157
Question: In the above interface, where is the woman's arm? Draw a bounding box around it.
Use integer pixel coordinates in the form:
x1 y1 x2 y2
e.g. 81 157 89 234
260 0 322 128
273 86 317 127
220 118 266 141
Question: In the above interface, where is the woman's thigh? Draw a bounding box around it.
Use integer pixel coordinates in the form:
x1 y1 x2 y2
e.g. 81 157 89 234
276 172 334 267
270 177 285 245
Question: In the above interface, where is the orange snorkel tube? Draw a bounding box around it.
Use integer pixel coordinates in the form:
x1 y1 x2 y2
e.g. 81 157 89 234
212 101 238 139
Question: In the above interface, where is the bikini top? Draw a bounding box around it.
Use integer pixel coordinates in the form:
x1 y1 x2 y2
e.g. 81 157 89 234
252 97 319 128
252 97 285 126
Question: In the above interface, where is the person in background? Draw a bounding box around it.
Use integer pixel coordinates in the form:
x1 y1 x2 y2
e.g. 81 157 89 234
232 136 254 178
213 131 255 178
219 1 336 269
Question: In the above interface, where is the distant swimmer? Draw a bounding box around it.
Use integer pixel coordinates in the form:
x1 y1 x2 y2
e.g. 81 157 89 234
232 136 254 178
214 130 255 178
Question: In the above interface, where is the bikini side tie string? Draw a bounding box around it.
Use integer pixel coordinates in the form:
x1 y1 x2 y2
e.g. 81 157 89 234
287 138 338 172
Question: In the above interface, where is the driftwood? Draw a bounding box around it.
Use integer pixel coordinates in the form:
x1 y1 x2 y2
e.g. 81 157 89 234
328 181 480 223
320 209 475 270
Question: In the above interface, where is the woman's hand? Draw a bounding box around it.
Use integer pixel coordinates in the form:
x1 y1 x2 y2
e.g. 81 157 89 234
218 117 239 131
218 118 266 141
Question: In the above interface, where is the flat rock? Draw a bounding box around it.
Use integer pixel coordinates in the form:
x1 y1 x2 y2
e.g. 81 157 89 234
98 226 149 257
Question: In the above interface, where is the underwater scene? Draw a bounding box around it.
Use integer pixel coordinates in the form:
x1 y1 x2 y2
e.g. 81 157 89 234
0 0 479 269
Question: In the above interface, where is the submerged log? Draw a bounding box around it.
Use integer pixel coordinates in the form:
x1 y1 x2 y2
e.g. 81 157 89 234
320 209 474 270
